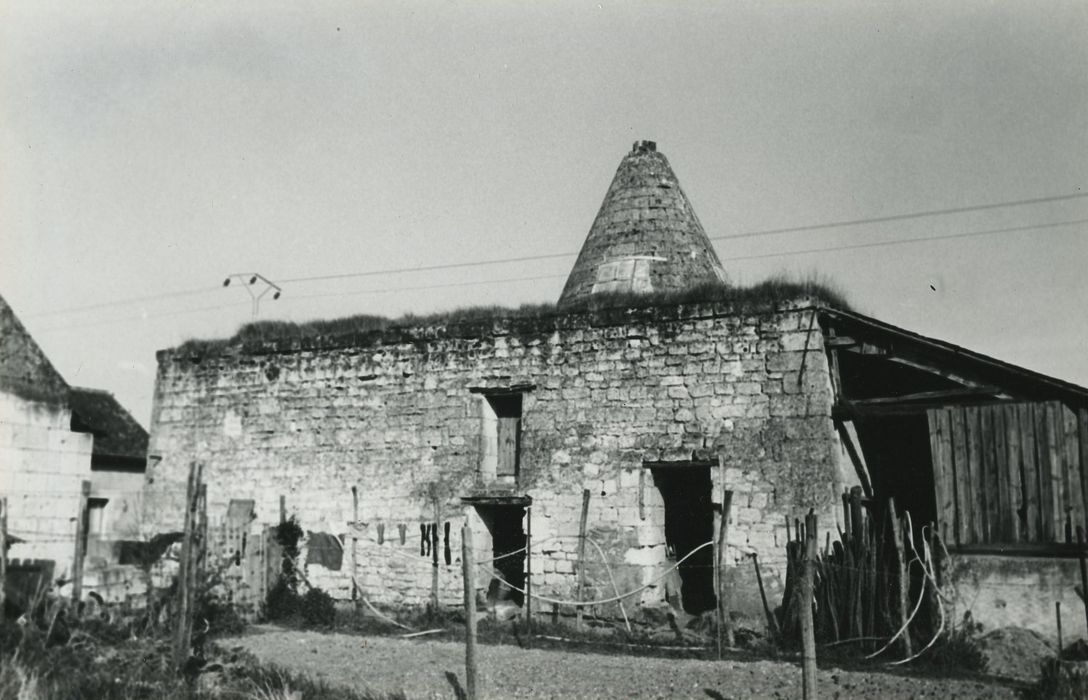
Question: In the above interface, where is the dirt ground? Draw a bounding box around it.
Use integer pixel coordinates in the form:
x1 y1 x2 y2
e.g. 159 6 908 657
224 626 1023 699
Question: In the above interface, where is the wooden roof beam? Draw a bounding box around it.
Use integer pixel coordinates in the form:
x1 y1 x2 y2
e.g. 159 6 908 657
850 386 1007 406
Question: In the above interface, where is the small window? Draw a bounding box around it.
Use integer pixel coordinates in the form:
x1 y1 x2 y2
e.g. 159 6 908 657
489 394 522 478
88 498 109 537
82 497 109 554
471 387 531 484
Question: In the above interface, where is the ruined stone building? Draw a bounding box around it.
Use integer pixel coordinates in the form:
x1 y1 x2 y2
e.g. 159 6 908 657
143 142 1088 638
0 294 149 603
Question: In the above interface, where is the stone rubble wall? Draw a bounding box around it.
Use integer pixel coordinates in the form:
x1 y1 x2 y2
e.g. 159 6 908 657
144 302 851 615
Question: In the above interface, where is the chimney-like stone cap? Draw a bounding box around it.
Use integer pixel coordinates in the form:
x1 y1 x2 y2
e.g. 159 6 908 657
632 140 656 153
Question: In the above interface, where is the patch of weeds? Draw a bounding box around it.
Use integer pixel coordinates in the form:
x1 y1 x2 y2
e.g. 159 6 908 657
237 659 407 700
197 564 248 636
1 615 402 700
265 578 302 623
265 517 305 622
921 613 987 673
300 588 336 628
1032 656 1088 700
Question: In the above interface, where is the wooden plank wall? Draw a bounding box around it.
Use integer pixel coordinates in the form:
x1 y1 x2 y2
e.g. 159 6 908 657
927 402 1086 546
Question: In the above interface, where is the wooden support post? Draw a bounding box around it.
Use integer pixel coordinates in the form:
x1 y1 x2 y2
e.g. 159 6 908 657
525 505 533 643
801 511 818 700
926 522 941 636
638 469 646 521
279 495 286 524
1077 527 1088 637
1056 601 1063 659
887 498 912 658
752 553 780 642
0 497 7 615
576 488 591 631
713 518 722 661
716 462 734 656
351 486 359 613
848 487 864 546
431 498 442 618
71 480 91 606
173 462 202 670
194 483 208 611
826 329 844 402
834 421 874 498
461 519 478 700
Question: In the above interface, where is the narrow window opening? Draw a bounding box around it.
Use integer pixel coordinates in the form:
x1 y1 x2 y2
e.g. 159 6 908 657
82 497 109 559
87 498 109 538
472 387 529 485
488 394 522 479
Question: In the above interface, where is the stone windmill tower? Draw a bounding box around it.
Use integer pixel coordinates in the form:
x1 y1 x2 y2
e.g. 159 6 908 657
557 140 728 309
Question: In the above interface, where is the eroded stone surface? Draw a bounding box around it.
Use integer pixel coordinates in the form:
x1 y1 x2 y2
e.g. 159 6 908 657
144 302 852 615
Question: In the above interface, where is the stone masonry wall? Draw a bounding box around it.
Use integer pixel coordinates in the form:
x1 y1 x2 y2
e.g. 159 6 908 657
0 390 94 582
144 301 851 616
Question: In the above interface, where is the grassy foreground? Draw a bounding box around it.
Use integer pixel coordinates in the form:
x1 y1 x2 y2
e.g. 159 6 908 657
0 615 402 700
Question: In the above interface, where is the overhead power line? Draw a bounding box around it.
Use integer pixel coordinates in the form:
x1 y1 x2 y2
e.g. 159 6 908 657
278 191 1088 285
286 273 569 302
719 218 1088 262
34 301 251 334
25 286 219 319
710 191 1088 241
21 190 1088 318
30 217 1087 335
278 252 575 284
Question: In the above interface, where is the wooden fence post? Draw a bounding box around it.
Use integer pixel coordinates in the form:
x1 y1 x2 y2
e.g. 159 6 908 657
194 483 208 607
801 510 818 700
431 498 442 618
752 553 780 643
0 497 7 615
525 504 533 644
717 488 734 657
1056 601 1063 659
279 495 286 525
71 480 91 606
173 462 202 670
1077 527 1088 637
576 488 591 630
462 519 478 700
888 498 912 658
351 486 359 615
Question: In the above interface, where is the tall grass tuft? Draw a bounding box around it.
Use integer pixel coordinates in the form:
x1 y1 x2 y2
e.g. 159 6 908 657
176 274 849 354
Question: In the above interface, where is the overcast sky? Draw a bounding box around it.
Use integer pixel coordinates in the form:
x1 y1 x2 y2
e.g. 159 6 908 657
2 1 1086 427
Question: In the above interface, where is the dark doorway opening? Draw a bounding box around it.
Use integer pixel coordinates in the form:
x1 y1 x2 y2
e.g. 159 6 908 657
474 504 526 606
853 414 937 530
651 465 716 614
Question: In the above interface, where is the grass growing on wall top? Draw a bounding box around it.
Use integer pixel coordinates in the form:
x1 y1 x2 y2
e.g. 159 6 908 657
175 275 849 354
564 275 850 315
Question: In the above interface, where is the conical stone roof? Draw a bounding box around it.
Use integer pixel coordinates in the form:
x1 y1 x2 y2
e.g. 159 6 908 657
557 140 728 308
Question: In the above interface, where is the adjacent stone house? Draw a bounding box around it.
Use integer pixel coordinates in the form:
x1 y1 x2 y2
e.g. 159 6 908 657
142 142 1088 638
0 294 149 603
